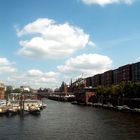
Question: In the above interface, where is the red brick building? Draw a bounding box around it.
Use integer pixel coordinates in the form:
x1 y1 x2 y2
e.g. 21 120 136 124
113 69 119 85
101 70 113 86
75 87 96 104
72 62 140 90
85 77 92 87
118 64 132 83
132 62 140 82
92 74 101 87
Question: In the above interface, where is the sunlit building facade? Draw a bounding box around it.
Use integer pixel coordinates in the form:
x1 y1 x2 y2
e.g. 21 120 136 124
0 83 6 99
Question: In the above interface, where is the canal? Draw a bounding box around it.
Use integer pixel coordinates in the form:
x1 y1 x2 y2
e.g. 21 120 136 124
0 99 140 140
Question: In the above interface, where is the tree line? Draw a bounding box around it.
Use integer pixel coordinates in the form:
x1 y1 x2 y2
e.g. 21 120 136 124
92 81 140 108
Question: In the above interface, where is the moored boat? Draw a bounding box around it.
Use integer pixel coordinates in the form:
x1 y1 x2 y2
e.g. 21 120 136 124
27 105 41 115
0 106 8 115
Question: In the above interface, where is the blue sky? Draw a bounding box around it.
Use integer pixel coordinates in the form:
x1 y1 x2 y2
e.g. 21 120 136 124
0 0 140 89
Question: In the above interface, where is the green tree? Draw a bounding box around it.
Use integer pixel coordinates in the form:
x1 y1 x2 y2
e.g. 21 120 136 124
5 85 13 99
13 88 21 93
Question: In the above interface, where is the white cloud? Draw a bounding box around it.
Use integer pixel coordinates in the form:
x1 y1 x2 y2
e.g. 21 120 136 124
0 67 16 73
27 69 59 78
57 53 112 77
7 69 60 89
136 56 140 62
17 18 94 59
88 41 96 47
27 69 43 77
0 57 16 74
17 18 55 36
81 0 133 6
45 71 59 78
5 53 113 88
0 57 12 66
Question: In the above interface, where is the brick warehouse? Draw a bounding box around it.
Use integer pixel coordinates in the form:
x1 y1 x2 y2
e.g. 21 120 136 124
101 70 113 86
132 62 140 82
85 61 140 87
92 74 101 87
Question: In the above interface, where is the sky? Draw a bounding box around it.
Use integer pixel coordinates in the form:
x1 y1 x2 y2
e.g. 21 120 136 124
0 0 140 89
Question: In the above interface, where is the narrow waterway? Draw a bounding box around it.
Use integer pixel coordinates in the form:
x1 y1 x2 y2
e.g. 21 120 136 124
0 99 140 140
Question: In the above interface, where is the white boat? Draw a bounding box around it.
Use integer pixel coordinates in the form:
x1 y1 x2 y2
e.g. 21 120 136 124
8 99 43 114
23 99 43 114
26 105 41 114
132 108 140 114
116 105 131 112
93 102 103 107
0 106 8 114
0 100 8 114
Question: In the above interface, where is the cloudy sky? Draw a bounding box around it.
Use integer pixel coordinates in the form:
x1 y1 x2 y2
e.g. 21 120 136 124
0 0 139 89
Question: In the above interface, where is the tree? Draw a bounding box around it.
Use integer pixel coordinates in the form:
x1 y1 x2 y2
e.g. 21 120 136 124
5 85 13 99
6 86 13 94
13 88 21 93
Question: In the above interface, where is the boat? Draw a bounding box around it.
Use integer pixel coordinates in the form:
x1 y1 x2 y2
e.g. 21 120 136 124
131 108 140 114
27 105 41 115
116 105 131 112
7 99 44 115
23 99 42 115
102 103 114 109
0 106 8 115
71 101 78 105
0 96 47 116
93 102 103 107
0 100 8 115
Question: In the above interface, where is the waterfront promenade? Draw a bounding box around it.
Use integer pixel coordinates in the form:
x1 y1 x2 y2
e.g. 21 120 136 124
0 99 140 140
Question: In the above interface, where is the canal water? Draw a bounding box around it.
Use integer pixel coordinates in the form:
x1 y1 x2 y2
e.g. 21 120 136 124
0 99 140 140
